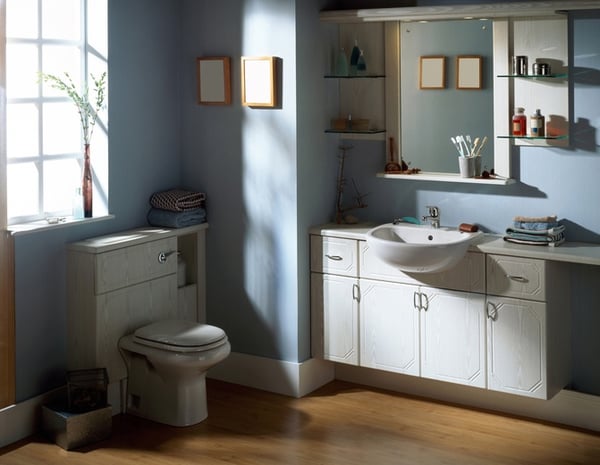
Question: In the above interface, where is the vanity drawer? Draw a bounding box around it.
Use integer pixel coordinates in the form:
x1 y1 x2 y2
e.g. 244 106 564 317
486 254 546 301
95 237 178 294
310 235 358 277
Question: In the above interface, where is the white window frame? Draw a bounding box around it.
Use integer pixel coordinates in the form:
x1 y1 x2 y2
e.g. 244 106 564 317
5 0 108 226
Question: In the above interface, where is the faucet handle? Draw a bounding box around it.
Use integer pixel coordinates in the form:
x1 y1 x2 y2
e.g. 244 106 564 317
425 205 440 217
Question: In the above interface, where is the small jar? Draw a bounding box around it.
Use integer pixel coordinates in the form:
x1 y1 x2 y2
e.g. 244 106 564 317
512 107 527 136
532 62 551 76
530 109 545 137
512 56 528 75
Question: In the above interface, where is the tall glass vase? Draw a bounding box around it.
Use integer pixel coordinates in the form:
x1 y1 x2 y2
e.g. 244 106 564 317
82 143 93 218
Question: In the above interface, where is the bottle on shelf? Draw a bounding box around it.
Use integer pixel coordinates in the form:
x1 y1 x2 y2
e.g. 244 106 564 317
356 50 367 74
349 39 361 75
530 109 545 137
512 107 527 136
335 48 348 76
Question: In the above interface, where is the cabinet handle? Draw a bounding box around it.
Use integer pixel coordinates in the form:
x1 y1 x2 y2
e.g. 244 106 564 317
487 301 498 321
413 291 420 310
421 292 429 312
325 254 343 261
506 274 528 283
157 250 176 264
352 283 361 302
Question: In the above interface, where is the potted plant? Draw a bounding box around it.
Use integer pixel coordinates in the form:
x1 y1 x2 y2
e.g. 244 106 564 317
39 71 107 218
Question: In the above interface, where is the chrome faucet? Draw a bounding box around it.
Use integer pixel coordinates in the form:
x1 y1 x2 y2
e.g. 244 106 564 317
422 206 440 228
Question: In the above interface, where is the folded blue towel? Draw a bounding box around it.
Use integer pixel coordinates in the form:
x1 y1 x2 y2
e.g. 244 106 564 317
147 207 207 228
504 235 565 247
506 224 565 236
513 221 560 231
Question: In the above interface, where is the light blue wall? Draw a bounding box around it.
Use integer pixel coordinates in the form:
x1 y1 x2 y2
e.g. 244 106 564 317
180 0 329 363
11 0 600 403
13 0 183 402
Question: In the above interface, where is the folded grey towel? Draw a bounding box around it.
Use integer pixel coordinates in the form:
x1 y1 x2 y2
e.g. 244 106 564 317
147 207 207 228
150 189 206 212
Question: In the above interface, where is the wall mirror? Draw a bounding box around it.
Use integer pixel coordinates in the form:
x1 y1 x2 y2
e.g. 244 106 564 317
400 19 494 174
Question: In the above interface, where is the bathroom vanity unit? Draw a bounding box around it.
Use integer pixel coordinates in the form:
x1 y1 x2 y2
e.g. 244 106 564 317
309 223 597 400
66 224 207 407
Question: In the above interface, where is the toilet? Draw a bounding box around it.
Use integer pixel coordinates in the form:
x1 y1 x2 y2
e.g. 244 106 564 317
118 319 230 427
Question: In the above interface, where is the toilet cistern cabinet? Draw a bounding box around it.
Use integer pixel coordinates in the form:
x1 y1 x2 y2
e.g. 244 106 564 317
66 224 209 412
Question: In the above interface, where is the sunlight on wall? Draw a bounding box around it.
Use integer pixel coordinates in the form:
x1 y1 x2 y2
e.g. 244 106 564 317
239 0 299 360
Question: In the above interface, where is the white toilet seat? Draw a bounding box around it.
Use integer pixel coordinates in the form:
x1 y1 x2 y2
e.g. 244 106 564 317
132 319 228 353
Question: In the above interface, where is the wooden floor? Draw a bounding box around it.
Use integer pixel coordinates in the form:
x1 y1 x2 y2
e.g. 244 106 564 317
1 379 599 465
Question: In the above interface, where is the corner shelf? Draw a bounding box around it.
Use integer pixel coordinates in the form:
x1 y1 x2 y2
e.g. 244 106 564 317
497 73 568 79
497 135 568 140
324 74 385 79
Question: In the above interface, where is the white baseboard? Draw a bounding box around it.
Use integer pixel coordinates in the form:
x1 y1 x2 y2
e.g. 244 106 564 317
0 386 65 448
207 352 334 398
335 364 600 432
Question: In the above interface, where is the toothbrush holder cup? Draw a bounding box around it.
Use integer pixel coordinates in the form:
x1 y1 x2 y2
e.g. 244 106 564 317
458 156 475 178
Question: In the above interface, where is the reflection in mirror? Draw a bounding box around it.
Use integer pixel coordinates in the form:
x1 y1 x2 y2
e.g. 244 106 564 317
401 20 493 174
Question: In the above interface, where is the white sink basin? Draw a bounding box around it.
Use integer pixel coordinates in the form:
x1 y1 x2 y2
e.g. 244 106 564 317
366 223 481 273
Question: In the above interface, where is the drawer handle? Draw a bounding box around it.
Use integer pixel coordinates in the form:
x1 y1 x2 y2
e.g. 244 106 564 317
325 254 343 261
487 302 498 321
157 250 176 264
506 274 528 283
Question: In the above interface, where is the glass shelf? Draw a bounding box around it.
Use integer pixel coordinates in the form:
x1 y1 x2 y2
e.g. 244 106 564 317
325 128 385 135
324 74 385 79
497 73 568 79
497 135 568 140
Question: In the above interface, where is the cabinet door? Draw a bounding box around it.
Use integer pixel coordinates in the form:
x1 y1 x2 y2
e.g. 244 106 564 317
311 273 359 365
360 279 419 376
486 296 547 399
420 288 486 388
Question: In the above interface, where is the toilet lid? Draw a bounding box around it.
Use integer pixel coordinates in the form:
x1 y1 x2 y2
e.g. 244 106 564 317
133 320 227 350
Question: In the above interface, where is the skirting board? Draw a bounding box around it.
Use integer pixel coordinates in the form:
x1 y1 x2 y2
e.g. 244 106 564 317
335 364 600 433
207 352 334 398
0 386 65 448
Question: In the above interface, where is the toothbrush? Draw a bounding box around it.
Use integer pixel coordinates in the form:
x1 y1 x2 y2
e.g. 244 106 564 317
470 137 480 157
451 137 464 157
475 136 488 156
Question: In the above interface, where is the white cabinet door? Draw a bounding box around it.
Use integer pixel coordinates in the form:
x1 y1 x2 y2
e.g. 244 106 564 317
311 273 359 365
486 296 547 399
360 279 419 376
420 288 486 388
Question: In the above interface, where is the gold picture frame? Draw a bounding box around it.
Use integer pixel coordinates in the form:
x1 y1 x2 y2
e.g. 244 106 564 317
419 56 446 89
241 56 277 107
456 55 482 90
197 56 231 105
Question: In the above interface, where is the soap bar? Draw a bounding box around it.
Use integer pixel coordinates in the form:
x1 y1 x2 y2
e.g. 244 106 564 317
459 223 479 233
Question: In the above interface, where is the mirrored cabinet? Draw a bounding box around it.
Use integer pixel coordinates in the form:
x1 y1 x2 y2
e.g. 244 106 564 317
320 1 600 184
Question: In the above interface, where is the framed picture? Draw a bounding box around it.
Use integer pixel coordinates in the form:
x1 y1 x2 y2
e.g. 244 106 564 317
241 56 277 107
197 56 231 105
419 56 446 89
457 55 482 90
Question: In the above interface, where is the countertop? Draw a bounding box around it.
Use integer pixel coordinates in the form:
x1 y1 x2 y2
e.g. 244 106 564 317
309 223 600 267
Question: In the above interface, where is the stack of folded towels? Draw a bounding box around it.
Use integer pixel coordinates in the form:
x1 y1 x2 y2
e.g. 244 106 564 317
503 215 565 247
147 188 207 228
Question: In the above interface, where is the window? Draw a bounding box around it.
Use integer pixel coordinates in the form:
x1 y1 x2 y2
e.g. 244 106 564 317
5 0 108 225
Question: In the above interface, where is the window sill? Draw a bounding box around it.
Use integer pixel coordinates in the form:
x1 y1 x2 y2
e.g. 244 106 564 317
7 215 115 236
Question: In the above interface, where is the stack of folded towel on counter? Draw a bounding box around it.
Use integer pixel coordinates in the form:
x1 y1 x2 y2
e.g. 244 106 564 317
503 215 565 247
147 188 207 228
